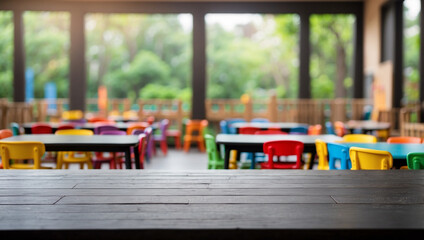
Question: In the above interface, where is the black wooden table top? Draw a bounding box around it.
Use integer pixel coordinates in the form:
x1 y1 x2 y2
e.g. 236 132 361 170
0 170 422 240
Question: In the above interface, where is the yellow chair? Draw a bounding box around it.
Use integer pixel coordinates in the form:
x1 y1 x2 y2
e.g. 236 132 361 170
0 141 52 169
349 147 393 170
315 139 329 170
55 129 94 169
62 110 84 121
341 134 377 143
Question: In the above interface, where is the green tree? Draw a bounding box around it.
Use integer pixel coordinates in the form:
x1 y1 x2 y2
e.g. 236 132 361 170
0 12 13 99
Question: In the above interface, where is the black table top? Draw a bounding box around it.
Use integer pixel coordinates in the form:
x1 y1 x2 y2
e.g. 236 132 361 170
0 170 422 239
216 134 342 146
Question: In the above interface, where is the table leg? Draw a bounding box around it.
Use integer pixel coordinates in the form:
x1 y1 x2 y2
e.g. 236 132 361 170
308 151 317 170
224 146 230 169
125 148 132 169
134 146 140 169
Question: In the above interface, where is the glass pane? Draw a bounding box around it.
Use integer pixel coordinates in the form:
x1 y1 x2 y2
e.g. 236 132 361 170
404 0 421 103
24 11 70 100
85 13 193 109
310 14 355 99
206 14 300 100
0 11 13 100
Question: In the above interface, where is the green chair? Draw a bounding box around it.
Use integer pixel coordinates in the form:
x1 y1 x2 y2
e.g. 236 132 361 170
10 122 20 136
205 134 224 169
406 152 424 169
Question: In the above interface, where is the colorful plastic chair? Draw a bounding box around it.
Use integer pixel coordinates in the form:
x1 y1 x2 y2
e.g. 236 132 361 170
227 118 246 134
166 128 182 149
251 118 269 123
325 121 335 135
315 139 329 170
289 126 308 135
219 120 229 134
143 127 154 161
406 152 424 169
0 141 52 169
55 129 94 169
255 129 288 135
261 140 304 169
205 134 225 169
0 129 13 139
62 110 84 121
10 122 21 136
308 124 322 135
239 126 261 134
56 124 75 131
349 147 393 170
88 116 110 123
94 125 119 135
334 121 347 137
93 130 127 169
126 122 148 135
31 123 53 134
153 119 170 156
342 134 377 143
183 119 208 152
326 142 351 170
387 136 422 144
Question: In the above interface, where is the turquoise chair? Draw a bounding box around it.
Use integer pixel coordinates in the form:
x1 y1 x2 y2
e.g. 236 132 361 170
289 126 308 135
204 134 224 169
406 152 424 169
227 118 246 134
220 120 229 134
325 122 335 135
10 122 20 136
327 142 351 170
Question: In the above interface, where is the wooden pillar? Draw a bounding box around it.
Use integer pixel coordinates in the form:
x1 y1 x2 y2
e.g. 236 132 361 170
299 13 311 99
13 9 25 102
191 11 206 119
353 4 364 98
69 10 86 111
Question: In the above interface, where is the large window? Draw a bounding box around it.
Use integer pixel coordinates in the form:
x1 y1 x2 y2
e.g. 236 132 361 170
206 14 300 100
310 14 355 99
0 11 13 100
24 11 70 100
85 13 192 107
403 0 421 102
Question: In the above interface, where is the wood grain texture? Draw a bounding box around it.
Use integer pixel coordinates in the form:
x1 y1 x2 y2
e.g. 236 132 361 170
0 170 422 240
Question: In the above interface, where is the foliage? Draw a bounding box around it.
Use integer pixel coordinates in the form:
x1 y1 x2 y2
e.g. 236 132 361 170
0 12 13 99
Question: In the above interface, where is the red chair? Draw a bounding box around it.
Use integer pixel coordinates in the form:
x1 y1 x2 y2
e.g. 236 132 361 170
93 130 127 169
31 123 53 134
261 140 304 169
239 126 261 134
57 124 75 131
0 129 13 169
387 136 422 144
255 129 288 135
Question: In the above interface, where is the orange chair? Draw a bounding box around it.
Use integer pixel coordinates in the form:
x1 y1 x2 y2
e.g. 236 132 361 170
308 124 322 135
126 122 148 135
31 123 53 134
261 140 304 169
183 119 208 152
0 129 14 169
239 126 261 134
88 116 110 123
387 136 422 144
334 121 347 137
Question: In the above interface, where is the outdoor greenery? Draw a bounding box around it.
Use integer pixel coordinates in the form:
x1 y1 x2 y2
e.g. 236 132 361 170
0 6 420 103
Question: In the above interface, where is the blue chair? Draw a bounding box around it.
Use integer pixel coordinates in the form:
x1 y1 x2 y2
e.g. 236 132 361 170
10 122 20 136
325 121 336 135
227 118 246 134
327 142 351 170
289 126 308 135
251 118 269 123
219 120 229 134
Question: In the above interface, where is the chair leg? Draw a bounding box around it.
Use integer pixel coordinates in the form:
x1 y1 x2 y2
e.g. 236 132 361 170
160 140 168 155
175 136 181 149
183 140 191 152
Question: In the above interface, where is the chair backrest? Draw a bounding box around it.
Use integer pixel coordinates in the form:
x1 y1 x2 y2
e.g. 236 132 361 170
159 119 170 138
406 152 424 169
100 130 127 136
326 142 350 170
334 121 347 137
185 119 203 136
205 134 220 162
94 125 119 135
143 127 154 156
251 118 269 123
138 134 147 168
55 129 93 136
227 118 246 134
239 126 261 134
387 136 422 144
126 123 148 135
349 147 393 170
62 110 84 121
57 124 75 131
88 117 110 123
255 129 288 135
219 120 229 134
31 123 53 134
10 122 20 136
289 126 308 135
342 134 377 143
263 140 304 169
131 129 145 136
308 124 322 135
0 141 45 169
315 139 329 170
325 121 335 135
123 110 138 119
0 129 13 139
